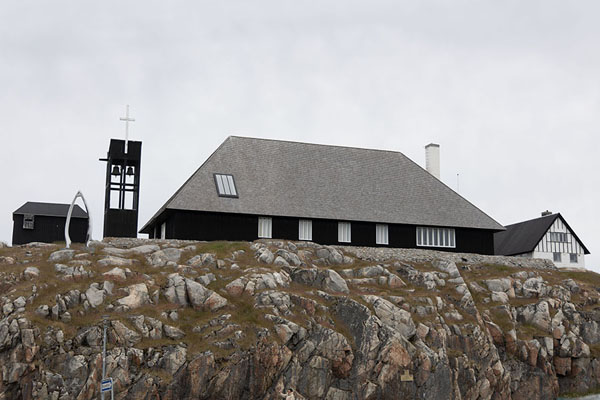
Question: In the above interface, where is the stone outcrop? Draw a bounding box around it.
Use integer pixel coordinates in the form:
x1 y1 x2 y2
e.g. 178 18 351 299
1 238 599 399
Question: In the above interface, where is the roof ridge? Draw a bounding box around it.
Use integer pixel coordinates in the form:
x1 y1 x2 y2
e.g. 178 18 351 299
227 135 410 156
503 213 558 228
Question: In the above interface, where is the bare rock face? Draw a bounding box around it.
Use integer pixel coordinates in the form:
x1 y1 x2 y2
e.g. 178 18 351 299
362 295 416 339
290 268 349 294
3 239 600 399
163 274 227 311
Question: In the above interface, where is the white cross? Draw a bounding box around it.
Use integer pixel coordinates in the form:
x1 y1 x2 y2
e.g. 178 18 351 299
119 104 135 153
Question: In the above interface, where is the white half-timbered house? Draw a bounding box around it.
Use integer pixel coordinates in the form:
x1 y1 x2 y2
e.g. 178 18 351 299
494 212 590 268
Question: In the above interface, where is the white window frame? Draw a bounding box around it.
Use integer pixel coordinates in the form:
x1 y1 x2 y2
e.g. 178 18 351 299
376 224 389 245
214 173 238 197
160 222 166 239
299 219 312 241
416 227 455 248
569 253 578 263
553 252 561 262
338 222 351 243
23 214 35 230
258 217 272 239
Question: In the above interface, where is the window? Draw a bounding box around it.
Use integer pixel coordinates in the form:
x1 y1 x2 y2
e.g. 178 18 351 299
338 222 351 243
570 253 578 263
214 174 238 197
553 252 561 262
258 217 272 238
376 224 389 245
416 227 455 248
23 214 34 230
160 222 166 239
299 219 312 241
549 232 568 242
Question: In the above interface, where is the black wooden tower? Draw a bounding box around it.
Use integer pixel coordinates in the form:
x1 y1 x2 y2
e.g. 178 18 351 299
100 139 142 237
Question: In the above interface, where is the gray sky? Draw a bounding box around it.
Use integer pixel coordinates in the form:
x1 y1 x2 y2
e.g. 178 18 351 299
1 1 598 270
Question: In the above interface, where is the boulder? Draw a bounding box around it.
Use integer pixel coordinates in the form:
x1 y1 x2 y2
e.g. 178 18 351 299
225 278 246 297
48 249 75 263
164 324 185 340
148 248 183 267
130 244 161 255
111 320 141 346
522 277 547 298
164 274 189 306
23 266 40 279
491 291 509 304
257 248 275 264
322 270 349 294
187 253 216 268
117 284 150 308
103 267 127 280
85 285 105 308
98 256 134 268
185 278 212 308
0 256 15 265
35 305 50 317
484 278 512 293
290 268 349 294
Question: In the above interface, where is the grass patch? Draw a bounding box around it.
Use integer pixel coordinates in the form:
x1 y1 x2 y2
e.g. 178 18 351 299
559 386 600 398
590 343 600 358
141 367 175 384
516 322 549 341
558 270 600 287
193 241 251 261
489 307 514 331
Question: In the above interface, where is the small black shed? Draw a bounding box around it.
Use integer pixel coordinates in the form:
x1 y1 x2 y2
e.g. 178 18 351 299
12 202 89 245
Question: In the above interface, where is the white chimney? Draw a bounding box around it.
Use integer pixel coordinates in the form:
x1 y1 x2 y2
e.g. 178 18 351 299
425 143 440 180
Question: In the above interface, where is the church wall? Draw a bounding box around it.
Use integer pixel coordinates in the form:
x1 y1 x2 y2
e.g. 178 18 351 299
147 210 496 255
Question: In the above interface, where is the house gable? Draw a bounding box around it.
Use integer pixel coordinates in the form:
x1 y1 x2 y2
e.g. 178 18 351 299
495 213 590 256
533 215 590 256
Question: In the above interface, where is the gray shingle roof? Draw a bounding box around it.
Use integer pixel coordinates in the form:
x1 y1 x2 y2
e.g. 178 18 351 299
494 213 590 255
141 136 504 232
13 202 88 219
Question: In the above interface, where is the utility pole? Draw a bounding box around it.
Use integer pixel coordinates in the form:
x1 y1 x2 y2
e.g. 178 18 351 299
101 315 108 400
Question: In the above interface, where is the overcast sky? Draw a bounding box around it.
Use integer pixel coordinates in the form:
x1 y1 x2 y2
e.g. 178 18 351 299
1 1 598 270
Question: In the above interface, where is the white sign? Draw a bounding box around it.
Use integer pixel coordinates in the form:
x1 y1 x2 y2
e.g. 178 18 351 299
101 378 113 392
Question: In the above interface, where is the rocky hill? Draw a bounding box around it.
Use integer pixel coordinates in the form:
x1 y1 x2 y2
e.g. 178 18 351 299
1 238 600 399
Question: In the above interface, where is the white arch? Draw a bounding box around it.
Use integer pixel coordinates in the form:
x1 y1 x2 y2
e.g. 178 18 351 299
65 191 93 248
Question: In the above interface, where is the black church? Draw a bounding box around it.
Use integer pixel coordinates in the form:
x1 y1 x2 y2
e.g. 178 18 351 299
140 137 505 255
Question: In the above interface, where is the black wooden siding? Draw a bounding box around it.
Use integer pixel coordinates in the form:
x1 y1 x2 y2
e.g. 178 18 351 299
148 210 496 255
12 214 88 245
104 209 139 238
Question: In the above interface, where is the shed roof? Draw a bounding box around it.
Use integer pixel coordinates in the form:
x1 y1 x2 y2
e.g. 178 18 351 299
13 202 88 219
494 213 590 255
141 136 504 233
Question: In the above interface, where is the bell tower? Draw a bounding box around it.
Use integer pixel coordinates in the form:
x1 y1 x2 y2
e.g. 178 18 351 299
99 105 142 238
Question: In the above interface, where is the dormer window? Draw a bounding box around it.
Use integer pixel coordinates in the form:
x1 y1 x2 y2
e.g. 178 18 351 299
214 174 238 197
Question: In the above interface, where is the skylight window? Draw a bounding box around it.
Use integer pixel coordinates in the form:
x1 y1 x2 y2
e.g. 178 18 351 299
214 174 238 197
